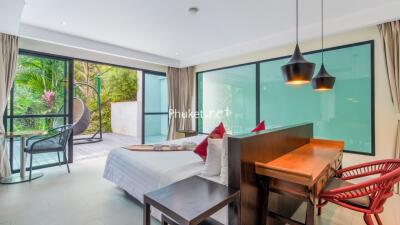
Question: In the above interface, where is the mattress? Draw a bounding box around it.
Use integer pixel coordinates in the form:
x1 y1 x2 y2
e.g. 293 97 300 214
103 135 228 224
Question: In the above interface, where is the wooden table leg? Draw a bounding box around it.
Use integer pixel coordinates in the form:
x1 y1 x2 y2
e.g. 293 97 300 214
305 200 315 225
143 199 151 225
259 176 270 225
229 191 241 225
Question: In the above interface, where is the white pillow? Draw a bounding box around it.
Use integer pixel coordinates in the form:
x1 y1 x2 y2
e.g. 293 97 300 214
203 138 224 176
220 134 229 185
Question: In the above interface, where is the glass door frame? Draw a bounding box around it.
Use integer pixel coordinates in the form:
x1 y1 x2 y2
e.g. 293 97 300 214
5 49 74 173
195 40 375 156
141 70 168 144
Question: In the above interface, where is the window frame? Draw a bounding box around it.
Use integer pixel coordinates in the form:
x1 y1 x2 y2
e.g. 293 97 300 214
142 70 168 144
196 40 375 156
7 49 73 173
4 48 168 173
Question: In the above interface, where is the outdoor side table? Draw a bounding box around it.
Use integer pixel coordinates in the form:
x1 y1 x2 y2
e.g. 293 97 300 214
0 130 45 184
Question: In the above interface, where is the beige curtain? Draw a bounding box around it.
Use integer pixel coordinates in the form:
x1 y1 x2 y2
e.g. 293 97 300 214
378 20 400 193
0 33 19 178
167 66 195 140
167 67 179 140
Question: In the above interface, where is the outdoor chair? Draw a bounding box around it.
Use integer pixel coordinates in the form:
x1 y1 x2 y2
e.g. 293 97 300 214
24 124 74 181
317 159 400 225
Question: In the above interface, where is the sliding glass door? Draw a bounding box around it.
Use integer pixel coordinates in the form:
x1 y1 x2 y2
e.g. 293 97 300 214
6 51 72 172
142 71 168 144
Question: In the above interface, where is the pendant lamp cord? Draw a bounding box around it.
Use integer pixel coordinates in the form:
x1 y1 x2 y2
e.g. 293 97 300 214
296 0 299 44
321 0 324 63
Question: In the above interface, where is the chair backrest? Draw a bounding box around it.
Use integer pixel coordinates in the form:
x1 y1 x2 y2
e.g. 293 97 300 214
51 124 74 147
368 160 400 211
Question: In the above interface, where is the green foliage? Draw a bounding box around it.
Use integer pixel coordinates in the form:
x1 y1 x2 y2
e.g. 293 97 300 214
73 61 138 133
104 68 137 102
10 56 138 134
13 55 66 131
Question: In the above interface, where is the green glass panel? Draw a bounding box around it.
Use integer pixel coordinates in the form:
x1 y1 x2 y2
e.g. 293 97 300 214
260 43 372 154
145 74 168 113
197 64 257 135
144 114 168 144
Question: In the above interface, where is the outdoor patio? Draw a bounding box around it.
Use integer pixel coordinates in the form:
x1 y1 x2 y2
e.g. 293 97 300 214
10 133 142 170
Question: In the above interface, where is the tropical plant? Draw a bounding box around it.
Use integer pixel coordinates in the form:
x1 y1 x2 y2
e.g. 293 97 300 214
73 61 138 133
11 57 138 133
13 55 66 131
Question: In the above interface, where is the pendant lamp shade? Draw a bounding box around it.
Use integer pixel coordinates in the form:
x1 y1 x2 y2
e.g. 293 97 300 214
311 64 336 91
312 0 335 91
281 0 315 85
281 44 315 85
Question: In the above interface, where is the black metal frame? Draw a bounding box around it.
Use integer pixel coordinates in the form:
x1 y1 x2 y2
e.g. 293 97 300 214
141 70 168 144
5 49 167 173
25 124 73 180
6 49 74 173
72 82 103 145
195 40 375 156
70 59 166 145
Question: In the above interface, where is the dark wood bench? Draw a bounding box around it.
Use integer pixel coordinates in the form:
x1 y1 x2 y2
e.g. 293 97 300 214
143 176 240 225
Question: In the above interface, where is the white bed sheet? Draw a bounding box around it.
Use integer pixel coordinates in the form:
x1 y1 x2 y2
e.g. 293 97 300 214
103 135 228 224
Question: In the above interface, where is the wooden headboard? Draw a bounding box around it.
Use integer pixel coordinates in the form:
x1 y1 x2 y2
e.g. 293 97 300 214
227 123 313 225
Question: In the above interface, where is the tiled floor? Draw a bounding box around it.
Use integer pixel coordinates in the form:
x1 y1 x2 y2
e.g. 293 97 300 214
0 156 399 225
0 157 159 225
73 133 141 161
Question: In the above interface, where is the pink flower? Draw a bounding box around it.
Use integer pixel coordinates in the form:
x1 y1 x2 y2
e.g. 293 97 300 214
42 90 55 108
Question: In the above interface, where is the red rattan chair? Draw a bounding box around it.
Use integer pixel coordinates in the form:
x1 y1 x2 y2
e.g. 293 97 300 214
317 159 400 225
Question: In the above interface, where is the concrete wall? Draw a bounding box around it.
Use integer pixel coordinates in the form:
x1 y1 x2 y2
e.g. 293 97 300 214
195 25 397 167
110 71 143 138
111 101 140 137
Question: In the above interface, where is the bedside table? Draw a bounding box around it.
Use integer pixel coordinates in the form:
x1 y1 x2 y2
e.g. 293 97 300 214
143 176 240 225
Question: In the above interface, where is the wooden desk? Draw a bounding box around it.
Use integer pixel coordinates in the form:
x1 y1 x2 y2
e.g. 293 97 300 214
255 139 344 225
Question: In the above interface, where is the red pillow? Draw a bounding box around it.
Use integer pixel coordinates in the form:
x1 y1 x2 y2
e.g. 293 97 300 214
251 120 266 132
194 122 226 161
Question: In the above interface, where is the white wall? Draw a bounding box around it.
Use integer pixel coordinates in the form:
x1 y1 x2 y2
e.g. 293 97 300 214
110 71 143 138
195 25 397 167
111 101 140 137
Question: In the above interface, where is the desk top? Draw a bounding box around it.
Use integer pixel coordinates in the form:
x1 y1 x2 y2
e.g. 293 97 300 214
255 139 344 187
144 176 239 224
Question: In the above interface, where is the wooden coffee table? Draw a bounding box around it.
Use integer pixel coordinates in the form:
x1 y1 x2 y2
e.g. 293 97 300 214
143 176 240 225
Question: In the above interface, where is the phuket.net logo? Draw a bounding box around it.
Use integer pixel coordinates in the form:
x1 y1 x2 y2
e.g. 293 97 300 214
169 109 232 119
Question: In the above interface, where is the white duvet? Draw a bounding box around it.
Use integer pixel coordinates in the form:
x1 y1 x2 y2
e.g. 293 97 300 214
103 135 227 224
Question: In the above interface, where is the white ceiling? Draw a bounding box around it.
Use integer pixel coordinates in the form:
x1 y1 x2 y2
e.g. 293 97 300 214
18 0 400 67
0 0 24 35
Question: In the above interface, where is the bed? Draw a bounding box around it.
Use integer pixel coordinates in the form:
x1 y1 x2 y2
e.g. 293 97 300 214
103 135 228 224
104 124 315 225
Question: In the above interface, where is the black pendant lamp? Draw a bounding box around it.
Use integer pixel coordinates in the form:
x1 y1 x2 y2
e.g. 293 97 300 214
281 0 315 85
312 0 336 91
